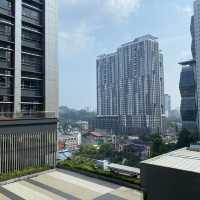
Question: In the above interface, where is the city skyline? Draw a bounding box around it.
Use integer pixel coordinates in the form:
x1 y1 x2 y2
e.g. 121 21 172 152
59 0 194 110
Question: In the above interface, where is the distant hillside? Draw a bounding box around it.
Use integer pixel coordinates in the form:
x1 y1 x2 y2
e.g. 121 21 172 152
59 106 96 122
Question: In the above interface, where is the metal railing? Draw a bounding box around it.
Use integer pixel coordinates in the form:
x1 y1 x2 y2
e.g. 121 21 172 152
0 112 56 120
0 7 12 17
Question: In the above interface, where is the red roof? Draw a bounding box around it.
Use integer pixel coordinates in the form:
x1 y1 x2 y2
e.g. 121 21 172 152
90 132 104 137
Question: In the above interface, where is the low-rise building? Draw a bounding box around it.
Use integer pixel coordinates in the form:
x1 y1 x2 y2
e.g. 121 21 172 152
141 146 200 200
58 132 82 151
83 131 107 145
116 139 151 160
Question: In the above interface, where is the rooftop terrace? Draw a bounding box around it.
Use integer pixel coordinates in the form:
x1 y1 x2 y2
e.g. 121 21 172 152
0 169 142 200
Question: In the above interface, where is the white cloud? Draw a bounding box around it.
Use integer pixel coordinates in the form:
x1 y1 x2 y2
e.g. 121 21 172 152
179 50 191 60
176 5 193 17
58 0 142 56
104 0 142 20
60 0 142 21
59 22 96 56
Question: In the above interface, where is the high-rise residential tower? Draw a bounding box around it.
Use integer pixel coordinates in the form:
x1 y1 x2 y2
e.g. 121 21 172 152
95 35 165 134
0 0 58 173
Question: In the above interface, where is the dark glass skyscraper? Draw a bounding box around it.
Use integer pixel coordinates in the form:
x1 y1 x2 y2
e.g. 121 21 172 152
179 14 198 132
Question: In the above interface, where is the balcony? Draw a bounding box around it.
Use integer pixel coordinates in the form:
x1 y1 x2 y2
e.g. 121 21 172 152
22 16 41 26
0 7 12 17
0 88 13 95
0 60 12 69
0 34 12 43
22 40 42 50
22 64 42 73
0 111 56 120
22 88 42 97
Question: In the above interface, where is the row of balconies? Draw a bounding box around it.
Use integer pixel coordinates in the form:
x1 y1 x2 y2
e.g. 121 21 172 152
22 39 42 50
0 59 42 74
0 87 42 98
21 88 42 97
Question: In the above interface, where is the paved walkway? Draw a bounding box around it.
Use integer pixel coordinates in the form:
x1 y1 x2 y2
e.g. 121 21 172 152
0 169 142 200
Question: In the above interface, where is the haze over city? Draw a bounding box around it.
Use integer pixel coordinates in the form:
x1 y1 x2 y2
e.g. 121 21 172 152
59 0 194 110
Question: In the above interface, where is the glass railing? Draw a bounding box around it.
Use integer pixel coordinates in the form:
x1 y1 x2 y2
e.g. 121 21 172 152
22 15 41 26
21 88 42 97
0 60 12 69
0 7 12 16
0 111 56 120
22 64 42 73
22 40 42 49
0 87 13 95
0 34 12 42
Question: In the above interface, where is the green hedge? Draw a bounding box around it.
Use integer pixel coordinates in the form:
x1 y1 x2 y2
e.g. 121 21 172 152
58 160 141 185
0 166 51 182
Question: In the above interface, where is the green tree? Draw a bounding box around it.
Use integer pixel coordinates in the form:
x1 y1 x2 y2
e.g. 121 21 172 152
98 143 113 159
177 129 198 148
151 134 164 157
76 145 98 158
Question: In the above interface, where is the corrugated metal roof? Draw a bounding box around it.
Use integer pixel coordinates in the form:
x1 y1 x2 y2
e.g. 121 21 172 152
142 148 200 174
108 163 140 174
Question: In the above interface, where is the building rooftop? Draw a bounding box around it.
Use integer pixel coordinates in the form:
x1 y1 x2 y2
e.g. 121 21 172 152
133 34 158 42
179 59 196 66
120 35 158 48
90 131 105 137
97 35 158 59
142 148 200 174
0 169 142 200
107 163 140 174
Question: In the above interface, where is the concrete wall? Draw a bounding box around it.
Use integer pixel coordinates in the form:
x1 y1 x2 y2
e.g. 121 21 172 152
14 0 22 113
141 163 200 200
45 0 58 116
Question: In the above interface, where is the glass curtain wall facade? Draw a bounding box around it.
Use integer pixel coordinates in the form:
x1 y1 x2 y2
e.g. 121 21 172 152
179 13 198 132
179 61 197 131
0 0 14 113
21 0 45 112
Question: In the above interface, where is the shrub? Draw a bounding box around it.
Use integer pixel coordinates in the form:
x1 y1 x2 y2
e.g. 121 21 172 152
0 166 51 182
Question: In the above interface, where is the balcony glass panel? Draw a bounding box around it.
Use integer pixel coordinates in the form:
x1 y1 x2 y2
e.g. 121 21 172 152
22 30 42 49
22 54 42 73
22 6 41 26
0 49 12 69
0 23 12 42
21 89 42 97
0 0 12 16
22 78 42 97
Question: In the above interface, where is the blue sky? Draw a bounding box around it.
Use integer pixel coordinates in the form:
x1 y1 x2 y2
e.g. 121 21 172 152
59 0 194 110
